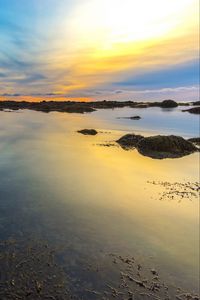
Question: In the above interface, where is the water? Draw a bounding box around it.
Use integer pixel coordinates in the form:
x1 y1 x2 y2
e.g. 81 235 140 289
0 107 199 298
89 106 199 137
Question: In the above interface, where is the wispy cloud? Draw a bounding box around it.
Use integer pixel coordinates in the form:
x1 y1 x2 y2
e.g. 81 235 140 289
0 0 199 99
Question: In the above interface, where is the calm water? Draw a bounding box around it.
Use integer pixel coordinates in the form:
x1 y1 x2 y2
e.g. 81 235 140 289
0 107 199 298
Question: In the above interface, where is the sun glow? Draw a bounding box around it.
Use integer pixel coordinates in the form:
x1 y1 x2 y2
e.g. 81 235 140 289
51 0 198 95
0 0 198 96
69 0 197 48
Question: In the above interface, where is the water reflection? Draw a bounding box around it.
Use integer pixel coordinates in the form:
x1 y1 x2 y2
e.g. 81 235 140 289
0 109 199 298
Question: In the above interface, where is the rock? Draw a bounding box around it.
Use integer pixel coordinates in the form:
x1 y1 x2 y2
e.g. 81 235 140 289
193 101 200 106
116 134 144 149
151 269 158 276
0 100 193 113
188 137 200 146
161 100 178 108
178 102 190 106
182 107 200 114
63 105 95 113
137 135 197 159
77 129 98 135
117 116 141 120
130 116 141 120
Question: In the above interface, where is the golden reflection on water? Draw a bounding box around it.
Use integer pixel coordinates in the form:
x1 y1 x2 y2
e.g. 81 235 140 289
0 109 199 290
38 113 198 254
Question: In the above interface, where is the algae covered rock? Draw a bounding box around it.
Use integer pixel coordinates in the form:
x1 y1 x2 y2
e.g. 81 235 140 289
188 137 200 146
161 100 178 108
137 135 197 159
183 107 200 114
77 129 98 135
116 134 144 149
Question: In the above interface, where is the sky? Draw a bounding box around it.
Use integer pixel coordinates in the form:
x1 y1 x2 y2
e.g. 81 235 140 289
0 0 199 101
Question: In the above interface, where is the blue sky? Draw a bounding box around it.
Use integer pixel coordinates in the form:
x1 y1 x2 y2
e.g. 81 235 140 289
0 0 199 100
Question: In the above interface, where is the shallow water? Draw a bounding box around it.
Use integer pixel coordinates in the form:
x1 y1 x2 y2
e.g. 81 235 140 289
90 106 199 137
0 107 199 298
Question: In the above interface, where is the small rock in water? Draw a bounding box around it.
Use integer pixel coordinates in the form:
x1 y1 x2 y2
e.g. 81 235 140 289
182 106 200 114
77 129 98 135
151 268 158 276
130 116 141 120
161 99 178 108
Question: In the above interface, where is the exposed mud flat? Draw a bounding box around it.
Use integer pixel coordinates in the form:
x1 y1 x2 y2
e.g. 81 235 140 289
147 181 200 202
0 238 199 300
0 238 76 300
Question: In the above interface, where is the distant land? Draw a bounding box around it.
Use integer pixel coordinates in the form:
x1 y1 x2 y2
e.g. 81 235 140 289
0 99 199 114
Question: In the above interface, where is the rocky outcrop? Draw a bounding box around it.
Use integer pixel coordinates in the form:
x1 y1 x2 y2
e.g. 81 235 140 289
188 137 200 146
192 101 200 106
182 107 200 114
137 135 197 159
77 129 98 135
0 101 96 114
0 100 194 114
116 134 144 149
160 100 178 108
130 116 141 120
116 134 198 158
117 116 141 120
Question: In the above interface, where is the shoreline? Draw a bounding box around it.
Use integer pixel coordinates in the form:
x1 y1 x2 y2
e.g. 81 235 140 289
0 99 199 114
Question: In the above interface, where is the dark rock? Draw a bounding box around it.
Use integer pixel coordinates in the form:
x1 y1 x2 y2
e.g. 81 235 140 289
63 105 95 113
161 100 178 108
188 137 200 146
130 116 141 120
177 102 190 106
0 100 193 113
77 129 98 135
193 101 200 106
116 134 144 149
137 135 197 159
182 107 200 114
151 269 158 276
117 116 141 120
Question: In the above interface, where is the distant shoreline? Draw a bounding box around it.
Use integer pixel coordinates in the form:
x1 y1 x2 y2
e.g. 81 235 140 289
0 99 199 114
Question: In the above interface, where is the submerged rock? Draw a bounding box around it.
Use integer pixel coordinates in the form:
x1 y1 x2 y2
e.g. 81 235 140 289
130 116 141 120
117 116 141 120
77 129 98 135
116 134 144 149
161 100 178 108
137 135 197 159
183 106 200 114
188 137 200 146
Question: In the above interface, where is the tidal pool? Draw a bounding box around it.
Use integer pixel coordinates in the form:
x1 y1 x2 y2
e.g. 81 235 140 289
0 107 199 299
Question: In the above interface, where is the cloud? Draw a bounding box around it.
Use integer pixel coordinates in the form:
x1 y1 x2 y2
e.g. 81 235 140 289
0 0 199 98
16 73 47 85
111 59 199 90
92 85 199 101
